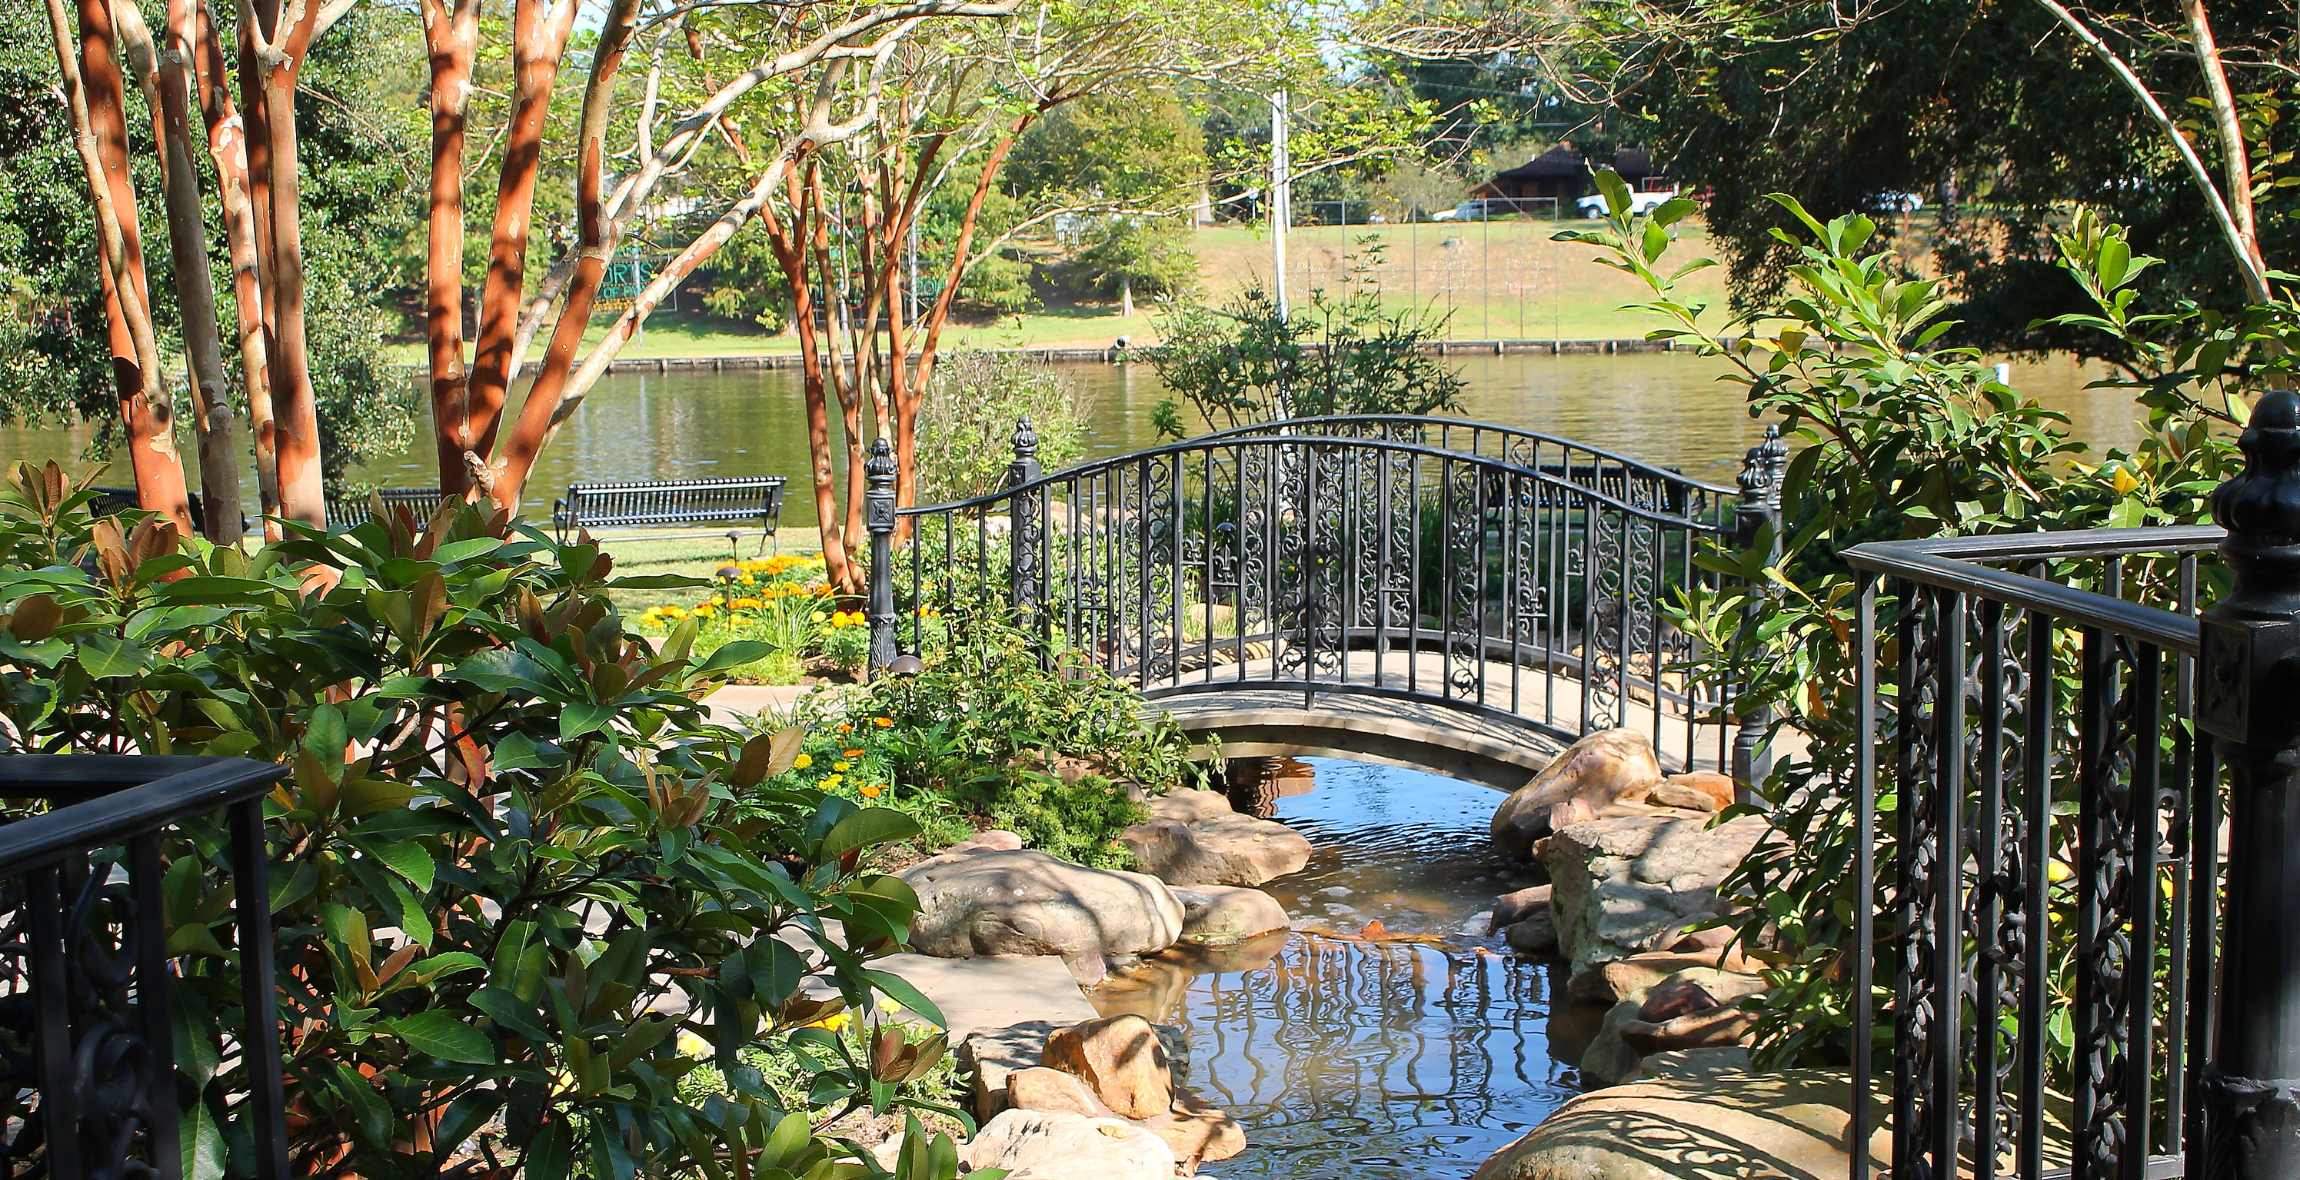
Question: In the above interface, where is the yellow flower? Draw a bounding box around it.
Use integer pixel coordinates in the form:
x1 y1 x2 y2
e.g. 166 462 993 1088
793 753 812 769
823 774 843 789
811 611 828 623
711 595 726 605
832 761 851 772
859 784 883 798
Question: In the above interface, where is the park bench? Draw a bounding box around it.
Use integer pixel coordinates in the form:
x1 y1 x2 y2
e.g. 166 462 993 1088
552 474 787 549
328 487 454 529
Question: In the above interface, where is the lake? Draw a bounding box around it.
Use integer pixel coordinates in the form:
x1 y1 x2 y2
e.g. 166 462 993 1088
1 352 2144 531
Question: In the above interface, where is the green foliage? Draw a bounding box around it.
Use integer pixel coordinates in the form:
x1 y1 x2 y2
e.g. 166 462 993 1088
917 352 1096 502
1569 0 2297 350
0 471 978 1180
1076 218 1200 302
1147 269 1466 436
1561 174 2241 1071
1005 91 1209 207
794 618 1207 868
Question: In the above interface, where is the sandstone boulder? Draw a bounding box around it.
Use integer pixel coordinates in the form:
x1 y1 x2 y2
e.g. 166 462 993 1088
1503 909 1560 957
1489 885 1552 932
1007 1067 1117 1119
1578 1000 1647 1086
1042 1014 1175 1119
1647 771 1737 813
899 850 1184 964
1539 813 1769 976
1173 885 1290 945
1121 789 1312 886
1568 953 1770 1006
1620 1004 1755 1056
961 1110 1178 1180
1142 1091 1247 1167
960 1020 1191 1121
943 829 1026 856
1637 978 1719 1023
1490 729 1666 857
1470 1070 1891 1180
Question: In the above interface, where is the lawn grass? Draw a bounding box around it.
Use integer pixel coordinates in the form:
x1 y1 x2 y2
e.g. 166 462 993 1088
383 216 1734 365
593 530 825 616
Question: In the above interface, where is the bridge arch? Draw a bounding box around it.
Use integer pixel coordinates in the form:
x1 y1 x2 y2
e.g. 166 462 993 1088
875 414 1765 780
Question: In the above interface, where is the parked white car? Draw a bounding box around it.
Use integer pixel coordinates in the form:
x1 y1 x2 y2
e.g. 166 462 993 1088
1575 188 1678 218
1870 190 1927 213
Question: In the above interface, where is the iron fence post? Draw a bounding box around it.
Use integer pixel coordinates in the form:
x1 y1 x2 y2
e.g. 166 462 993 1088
1731 424 1786 804
2198 388 2300 1178
1009 417 1044 627
865 437 898 674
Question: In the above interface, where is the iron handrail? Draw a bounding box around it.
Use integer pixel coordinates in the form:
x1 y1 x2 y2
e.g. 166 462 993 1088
0 756 286 877
1843 527 2217 657
1197 413 1743 498
895 431 1737 530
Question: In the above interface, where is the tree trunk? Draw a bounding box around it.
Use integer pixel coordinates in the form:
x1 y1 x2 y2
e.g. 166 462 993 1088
459 0 578 496
139 0 243 541
194 0 279 537
243 0 326 527
51 0 193 534
423 0 481 497
760 165 855 594
493 0 640 513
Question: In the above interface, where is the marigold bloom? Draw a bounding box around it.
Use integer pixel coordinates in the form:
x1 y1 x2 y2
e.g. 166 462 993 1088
872 717 893 728
793 753 812 769
859 784 883 798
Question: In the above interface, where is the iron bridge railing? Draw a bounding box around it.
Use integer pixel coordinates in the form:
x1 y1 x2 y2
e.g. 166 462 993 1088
1837 390 2300 1180
0 755 290 1180
864 414 1777 775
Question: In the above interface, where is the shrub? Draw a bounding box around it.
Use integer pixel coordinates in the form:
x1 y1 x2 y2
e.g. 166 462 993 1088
916 352 1096 503
0 473 974 1180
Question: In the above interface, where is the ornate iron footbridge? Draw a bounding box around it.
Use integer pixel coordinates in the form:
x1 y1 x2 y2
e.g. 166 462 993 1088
863 415 1782 790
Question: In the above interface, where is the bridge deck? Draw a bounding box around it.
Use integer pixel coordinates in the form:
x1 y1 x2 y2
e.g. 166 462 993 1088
1138 647 1732 792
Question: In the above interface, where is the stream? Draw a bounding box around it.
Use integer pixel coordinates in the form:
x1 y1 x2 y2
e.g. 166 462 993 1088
1088 757 1602 1179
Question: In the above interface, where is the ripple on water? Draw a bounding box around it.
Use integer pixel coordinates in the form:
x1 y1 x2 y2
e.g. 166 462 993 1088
1093 757 1589 1179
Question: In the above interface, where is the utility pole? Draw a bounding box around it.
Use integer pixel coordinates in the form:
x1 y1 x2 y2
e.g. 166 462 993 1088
1270 90 1290 322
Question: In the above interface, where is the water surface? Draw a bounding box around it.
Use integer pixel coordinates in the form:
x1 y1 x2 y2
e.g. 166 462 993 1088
1093 758 1593 1180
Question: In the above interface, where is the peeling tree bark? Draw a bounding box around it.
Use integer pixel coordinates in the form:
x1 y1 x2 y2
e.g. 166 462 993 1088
457 0 579 496
193 0 278 536
49 0 193 534
492 0 641 513
241 0 327 527
123 0 242 540
422 0 481 497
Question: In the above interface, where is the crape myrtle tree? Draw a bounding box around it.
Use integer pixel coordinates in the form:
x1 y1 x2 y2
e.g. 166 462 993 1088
33 0 1024 537
732 0 1379 595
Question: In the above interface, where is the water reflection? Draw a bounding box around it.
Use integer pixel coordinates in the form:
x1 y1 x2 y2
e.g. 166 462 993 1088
1 352 2145 533
1093 757 1586 1179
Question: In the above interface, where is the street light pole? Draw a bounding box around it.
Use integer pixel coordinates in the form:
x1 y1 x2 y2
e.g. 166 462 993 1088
1270 89 1290 323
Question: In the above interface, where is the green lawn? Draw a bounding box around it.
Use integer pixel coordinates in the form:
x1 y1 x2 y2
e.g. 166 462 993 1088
386 216 1732 365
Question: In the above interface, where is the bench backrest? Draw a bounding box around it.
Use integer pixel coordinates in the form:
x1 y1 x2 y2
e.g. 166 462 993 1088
555 475 786 533
328 488 453 529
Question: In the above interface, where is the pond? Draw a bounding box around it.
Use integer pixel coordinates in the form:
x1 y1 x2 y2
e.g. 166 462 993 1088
1088 757 1599 1179
2 352 2141 532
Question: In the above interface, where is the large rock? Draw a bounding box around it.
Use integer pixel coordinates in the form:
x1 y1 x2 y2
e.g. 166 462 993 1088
1121 789 1312 886
960 1020 1190 1121
1578 1000 1647 1086
1568 954 1770 1006
1539 813 1769 976
899 849 1184 965
1141 1091 1247 1166
1042 1014 1176 1119
1173 885 1290 945
1470 1070 1890 1180
1503 910 1560 957
1490 885 1552 931
961 1110 1178 1180
1007 1067 1117 1118
1620 1004 1756 1056
1647 772 1734 813
1490 729 1665 857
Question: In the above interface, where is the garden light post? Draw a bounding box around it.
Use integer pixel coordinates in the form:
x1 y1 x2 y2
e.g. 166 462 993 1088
866 436 898 675
2199 387 2300 1178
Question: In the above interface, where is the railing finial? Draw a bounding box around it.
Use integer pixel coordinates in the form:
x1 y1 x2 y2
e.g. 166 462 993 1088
864 436 897 674
1011 416 1039 463
2200 385 2300 1180
2211 388 2300 562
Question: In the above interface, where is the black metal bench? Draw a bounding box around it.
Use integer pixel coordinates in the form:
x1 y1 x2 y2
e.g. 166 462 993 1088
327 487 454 529
552 475 787 549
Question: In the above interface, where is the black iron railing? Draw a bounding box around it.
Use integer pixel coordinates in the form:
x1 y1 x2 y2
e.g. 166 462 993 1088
1839 389 2300 1180
0 756 290 1180
865 417 1753 772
